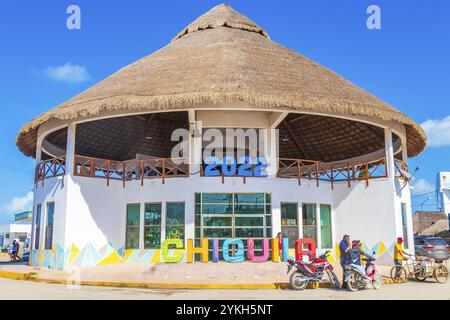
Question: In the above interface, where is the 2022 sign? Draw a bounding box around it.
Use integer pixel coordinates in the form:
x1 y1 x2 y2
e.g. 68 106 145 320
204 157 268 177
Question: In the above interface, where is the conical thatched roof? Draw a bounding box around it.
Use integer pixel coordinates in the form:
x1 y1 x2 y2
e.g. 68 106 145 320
17 3 426 158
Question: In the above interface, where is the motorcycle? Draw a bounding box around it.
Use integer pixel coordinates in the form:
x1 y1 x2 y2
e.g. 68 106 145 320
287 250 340 290
344 254 382 292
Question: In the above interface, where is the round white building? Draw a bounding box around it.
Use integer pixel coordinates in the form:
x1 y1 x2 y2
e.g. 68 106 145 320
17 4 426 269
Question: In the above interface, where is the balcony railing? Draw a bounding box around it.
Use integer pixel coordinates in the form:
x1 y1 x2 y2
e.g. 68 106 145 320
35 155 408 188
277 157 406 188
74 156 189 186
35 157 66 185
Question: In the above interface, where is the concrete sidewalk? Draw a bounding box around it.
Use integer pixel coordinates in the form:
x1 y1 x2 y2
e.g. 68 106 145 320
0 261 395 289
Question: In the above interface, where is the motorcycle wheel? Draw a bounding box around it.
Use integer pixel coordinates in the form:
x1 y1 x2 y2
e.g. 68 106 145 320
289 271 308 291
346 272 360 292
433 264 448 284
372 272 382 289
326 270 341 289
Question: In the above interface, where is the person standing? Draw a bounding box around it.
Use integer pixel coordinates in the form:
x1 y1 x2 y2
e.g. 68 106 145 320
277 232 283 260
393 237 411 279
339 235 351 288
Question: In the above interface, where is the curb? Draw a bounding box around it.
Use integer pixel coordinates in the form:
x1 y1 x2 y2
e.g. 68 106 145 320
0 270 395 290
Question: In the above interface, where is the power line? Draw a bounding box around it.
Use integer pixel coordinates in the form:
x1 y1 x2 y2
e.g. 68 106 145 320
411 190 439 198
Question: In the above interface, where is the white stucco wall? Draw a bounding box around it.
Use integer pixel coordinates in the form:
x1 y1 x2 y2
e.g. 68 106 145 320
33 173 411 255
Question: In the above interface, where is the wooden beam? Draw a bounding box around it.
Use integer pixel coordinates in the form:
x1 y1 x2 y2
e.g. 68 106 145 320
270 112 289 128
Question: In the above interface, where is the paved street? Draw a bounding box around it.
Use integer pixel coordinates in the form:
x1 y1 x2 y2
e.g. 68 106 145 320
0 278 448 300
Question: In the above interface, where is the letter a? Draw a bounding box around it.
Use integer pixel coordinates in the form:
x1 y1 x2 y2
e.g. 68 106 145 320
67 5 81 30
366 5 381 30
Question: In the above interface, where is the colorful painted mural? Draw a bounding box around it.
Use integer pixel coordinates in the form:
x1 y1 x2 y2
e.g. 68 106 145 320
30 238 398 270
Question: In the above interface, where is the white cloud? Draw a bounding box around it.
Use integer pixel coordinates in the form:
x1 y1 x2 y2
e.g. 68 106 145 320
421 116 450 148
1 191 33 217
411 179 435 195
43 62 90 83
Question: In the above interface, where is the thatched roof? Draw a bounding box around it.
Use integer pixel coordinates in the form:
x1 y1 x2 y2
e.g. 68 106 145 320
17 3 426 158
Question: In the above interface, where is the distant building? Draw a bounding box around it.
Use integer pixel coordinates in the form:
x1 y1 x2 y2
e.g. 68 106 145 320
438 172 450 221
0 211 32 247
413 211 449 235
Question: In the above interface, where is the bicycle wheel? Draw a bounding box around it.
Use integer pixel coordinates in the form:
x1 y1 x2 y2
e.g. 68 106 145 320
390 265 407 283
414 265 427 282
433 264 448 284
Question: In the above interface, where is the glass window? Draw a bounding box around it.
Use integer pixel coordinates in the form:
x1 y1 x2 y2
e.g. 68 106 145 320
401 203 409 249
202 204 233 215
195 193 271 255
126 203 140 249
320 204 332 249
44 202 54 250
34 204 42 250
235 228 264 238
234 204 265 215
281 203 298 249
235 216 263 226
302 203 317 243
202 194 232 204
166 202 185 245
203 216 232 227
144 203 161 249
234 193 265 204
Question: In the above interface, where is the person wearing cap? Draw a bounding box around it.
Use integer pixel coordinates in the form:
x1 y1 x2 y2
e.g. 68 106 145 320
393 237 411 278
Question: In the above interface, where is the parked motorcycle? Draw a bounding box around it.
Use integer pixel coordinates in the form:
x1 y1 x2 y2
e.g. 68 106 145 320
344 254 382 292
287 250 340 290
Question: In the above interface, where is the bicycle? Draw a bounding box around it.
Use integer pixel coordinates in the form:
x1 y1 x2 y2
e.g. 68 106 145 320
390 256 448 283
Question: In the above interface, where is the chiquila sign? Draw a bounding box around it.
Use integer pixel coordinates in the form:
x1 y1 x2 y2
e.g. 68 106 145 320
160 237 317 263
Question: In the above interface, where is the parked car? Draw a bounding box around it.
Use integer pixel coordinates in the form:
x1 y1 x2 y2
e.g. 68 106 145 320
414 236 449 262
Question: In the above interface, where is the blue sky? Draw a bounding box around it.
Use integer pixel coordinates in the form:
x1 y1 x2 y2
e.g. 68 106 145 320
0 0 449 223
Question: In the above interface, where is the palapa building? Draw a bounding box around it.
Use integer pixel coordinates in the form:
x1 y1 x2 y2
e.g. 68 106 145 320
17 4 426 269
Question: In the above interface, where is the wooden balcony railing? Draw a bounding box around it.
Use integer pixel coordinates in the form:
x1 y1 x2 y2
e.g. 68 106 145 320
277 157 389 188
394 159 409 180
35 157 66 186
73 156 189 186
35 155 408 189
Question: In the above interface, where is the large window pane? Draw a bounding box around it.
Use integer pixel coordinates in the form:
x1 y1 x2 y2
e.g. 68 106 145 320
202 194 232 204
234 204 265 215
203 216 232 227
302 203 317 243
126 204 140 226
166 202 185 244
144 203 161 249
126 227 140 249
281 203 298 248
320 204 332 249
44 202 54 250
126 203 140 249
203 228 232 238
235 228 264 238
202 204 233 215
401 203 409 249
235 216 263 226
234 193 265 204
34 204 42 250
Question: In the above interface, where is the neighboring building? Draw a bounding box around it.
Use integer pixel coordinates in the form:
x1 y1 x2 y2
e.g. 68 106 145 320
17 4 426 270
438 172 450 221
0 211 32 247
413 211 449 235
14 211 32 223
